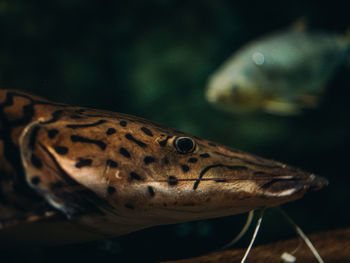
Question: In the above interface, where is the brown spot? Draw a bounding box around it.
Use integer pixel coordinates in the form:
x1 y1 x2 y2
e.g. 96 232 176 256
106 128 116 135
54 146 68 155
181 165 190 172
29 126 40 150
130 172 142 181
162 157 169 164
144 156 155 164
215 179 228 183
120 147 131 158
147 186 155 197
107 186 116 195
125 133 147 147
106 159 118 168
71 135 106 150
141 127 153 137
31 176 40 185
70 114 82 119
31 154 42 168
168 176 178 186
66 120 106 129
48 129 59 139
75 158 92 168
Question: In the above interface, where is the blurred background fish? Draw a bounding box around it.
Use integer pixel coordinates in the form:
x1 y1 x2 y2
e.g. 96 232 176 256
206 26 350 115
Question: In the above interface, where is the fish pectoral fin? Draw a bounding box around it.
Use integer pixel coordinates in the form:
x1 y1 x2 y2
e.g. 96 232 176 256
0 206 59 230
263 100 302 116
19 122 106 219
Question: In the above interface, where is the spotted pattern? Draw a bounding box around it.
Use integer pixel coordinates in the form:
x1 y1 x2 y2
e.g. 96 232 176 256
119 147 131 158
28 126 40 150
106 128 116 135
107 186 116 195
40 110 64 124
66 119 106 129
181 165 190 172
31 176 41 185
162 157 169 164
75 158 92 168
147 186 155 197
70 114 82 119
168 176 178 186
31 154 43 168
188 157 197 163
54 146 68 155
141 127 153 137
106 159 118 168
48 129 59 139
144 156 155 164
125 133 147 147
130 172 142 181
71 135 106 150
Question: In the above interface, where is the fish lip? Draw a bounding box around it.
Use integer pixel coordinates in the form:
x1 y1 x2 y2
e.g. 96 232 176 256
261 173 328 197
308 174 329 191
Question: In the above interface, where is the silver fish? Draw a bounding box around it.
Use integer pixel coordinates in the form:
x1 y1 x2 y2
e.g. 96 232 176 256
206 30 350 115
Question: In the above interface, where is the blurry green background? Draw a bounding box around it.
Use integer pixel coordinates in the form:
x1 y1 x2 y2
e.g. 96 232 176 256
1 0 350 262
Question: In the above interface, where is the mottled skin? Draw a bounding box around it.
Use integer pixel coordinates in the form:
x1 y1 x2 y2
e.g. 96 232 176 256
0 89 327 243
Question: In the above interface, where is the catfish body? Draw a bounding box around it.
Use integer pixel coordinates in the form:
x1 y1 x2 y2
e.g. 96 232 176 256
0 89 327 242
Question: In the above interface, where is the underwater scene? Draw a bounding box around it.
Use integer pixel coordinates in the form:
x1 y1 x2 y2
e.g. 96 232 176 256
0 0 349 262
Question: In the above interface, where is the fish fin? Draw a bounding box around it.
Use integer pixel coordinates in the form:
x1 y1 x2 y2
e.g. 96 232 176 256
0 205 58 230
263 100 302 116
19 122 107 219
290 17 308 32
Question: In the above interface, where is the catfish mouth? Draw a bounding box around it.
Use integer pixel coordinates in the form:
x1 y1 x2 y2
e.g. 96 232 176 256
258 173 328 200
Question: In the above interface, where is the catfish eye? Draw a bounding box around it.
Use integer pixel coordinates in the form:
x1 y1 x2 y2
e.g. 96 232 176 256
174 137 196 154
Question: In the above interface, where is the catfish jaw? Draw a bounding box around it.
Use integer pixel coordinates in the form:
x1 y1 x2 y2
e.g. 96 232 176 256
15 94 328 238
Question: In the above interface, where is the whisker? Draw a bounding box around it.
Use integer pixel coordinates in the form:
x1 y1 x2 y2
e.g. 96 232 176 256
220 210 254 250
241 209 264 263
277 208 324 263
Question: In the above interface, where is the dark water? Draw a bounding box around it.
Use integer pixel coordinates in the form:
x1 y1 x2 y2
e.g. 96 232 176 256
1 0 349 262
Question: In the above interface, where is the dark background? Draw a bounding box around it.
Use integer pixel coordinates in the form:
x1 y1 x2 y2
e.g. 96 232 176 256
1 0 349 262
